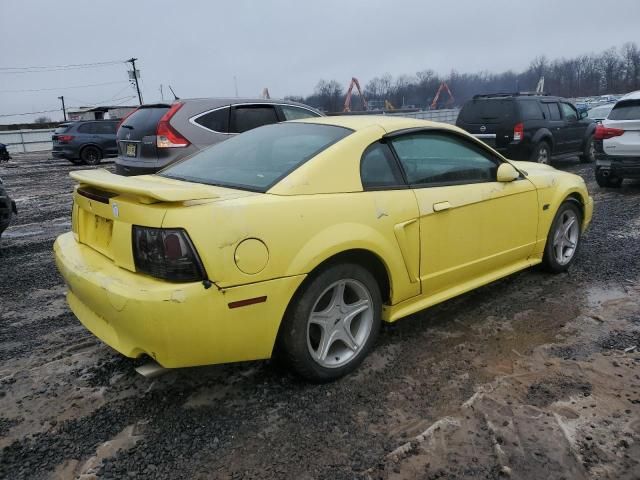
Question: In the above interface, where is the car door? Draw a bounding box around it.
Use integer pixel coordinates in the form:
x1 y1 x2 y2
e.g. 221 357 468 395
541 101 567 153
559 102 585 153
96 122 118 155
230 104 279 134
387 130 539 297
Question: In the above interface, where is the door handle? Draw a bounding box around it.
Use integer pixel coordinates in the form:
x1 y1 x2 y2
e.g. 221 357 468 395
433 201 451 212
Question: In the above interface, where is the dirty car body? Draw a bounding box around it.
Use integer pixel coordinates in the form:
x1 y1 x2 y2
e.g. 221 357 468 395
54 116 593 380
0 176 17 239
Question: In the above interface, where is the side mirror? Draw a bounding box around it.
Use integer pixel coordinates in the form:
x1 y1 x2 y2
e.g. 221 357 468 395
497 163 520 182
579 111 588 120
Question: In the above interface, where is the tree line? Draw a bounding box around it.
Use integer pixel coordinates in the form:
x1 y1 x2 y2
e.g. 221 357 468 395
287 42 640 112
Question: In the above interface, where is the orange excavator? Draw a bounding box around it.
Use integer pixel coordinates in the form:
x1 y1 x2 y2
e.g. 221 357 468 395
430 82 455 110
343 77 368 112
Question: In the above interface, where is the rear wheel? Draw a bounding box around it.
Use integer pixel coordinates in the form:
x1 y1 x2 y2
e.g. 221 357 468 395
81 146 102 165
541 201 582 273
580 135 595 163
531 141 551 164
277 263 382 382
595 168 623 188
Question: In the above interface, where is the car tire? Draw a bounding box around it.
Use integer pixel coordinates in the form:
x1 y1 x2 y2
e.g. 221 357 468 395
81 146 102 165
579 135 595 163
595 168 623 188
277 262 382 382
541 201 582 274
530 141 551 164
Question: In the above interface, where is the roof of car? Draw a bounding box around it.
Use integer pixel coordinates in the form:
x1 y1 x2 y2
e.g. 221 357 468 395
293 114 462 134
619 90 640 101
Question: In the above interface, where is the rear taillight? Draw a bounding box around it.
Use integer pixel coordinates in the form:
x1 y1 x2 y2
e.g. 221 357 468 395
594 124 624 140
116 107 138 131
513 122 524 142
58 135 75 143
132 226 205 282
156 102 190 148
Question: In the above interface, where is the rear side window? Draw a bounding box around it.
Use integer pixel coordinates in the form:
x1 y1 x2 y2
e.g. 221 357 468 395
194 107 230 133
281 105 318 121
360 142 405 189
608 100 640 120
121 107 169 135
77 123 96 134
519 101 543 120
459 99 515 124
543 102 562 121
95 122 117 134
391 132 498 187
232 106 278 133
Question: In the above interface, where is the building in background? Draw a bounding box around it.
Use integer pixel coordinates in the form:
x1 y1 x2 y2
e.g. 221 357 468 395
67 105 137 121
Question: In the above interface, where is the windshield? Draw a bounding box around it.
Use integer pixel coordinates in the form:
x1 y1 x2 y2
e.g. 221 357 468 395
588 104 614 119
161 122 352 192
54 124 72 134
608 100 640 120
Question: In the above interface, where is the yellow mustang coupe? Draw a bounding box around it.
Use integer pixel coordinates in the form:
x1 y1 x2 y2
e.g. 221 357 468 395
54 116 592 381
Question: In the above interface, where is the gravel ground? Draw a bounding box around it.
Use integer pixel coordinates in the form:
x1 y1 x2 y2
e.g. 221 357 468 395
1 152 639 480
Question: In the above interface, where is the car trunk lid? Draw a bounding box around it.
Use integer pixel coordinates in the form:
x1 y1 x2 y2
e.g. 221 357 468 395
603 99 640 156
457 98 517 149
117 105 170 163
70 169 252 270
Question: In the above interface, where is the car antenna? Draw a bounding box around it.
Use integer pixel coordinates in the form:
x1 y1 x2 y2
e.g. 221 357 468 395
168 85 179 100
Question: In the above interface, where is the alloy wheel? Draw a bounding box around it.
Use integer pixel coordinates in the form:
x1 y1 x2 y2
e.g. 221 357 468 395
306 279 373 368
552 209 579 265
537 146 549 164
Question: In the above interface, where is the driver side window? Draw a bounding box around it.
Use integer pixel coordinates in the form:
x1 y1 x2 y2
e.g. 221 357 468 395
390 132 498 187
560 103 578 121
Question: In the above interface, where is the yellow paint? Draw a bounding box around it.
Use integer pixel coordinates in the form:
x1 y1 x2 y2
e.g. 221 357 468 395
54 116 593 368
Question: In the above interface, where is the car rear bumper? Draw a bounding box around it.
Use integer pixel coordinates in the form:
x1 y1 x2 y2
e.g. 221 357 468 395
54 232 305 368
115 162 160 176
596 153 640 178
52 146 78 159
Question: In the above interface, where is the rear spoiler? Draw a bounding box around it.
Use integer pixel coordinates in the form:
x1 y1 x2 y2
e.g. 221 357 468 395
70 169 219 204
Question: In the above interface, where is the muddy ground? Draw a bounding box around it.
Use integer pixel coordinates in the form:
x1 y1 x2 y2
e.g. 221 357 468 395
1 152 639 480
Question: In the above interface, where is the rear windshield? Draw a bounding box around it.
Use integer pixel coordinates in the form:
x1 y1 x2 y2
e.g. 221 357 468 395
459 99 515 124
54 124 72 134
161 122 351 192
608 100 640 120
120 106 169 134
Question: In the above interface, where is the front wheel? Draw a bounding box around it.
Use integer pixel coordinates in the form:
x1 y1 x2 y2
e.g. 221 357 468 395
530 141 551 164
277 263 382 382
541 201 582 273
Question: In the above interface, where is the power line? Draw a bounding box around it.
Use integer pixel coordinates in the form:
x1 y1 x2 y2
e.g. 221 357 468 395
0 80 129 94
0 60 126 73
0 108 63 118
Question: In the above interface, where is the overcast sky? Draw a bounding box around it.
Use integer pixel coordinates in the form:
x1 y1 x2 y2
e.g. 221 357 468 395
1 0 639 123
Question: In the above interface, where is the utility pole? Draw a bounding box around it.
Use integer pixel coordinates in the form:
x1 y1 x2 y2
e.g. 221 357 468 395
58 95 67 121
127 57 143 105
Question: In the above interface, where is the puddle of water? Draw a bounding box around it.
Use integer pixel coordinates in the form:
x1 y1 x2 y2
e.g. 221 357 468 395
586 285 628 308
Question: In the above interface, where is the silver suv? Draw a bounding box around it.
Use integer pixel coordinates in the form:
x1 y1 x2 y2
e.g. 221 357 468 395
594 90 640 187
115 98 322 176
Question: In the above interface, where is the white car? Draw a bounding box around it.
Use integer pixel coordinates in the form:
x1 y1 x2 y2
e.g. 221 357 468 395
594 90 640 187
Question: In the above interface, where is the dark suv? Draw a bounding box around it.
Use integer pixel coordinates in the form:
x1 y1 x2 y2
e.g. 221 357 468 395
456 93 596 164
52 120 119 165
115 98 322 176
